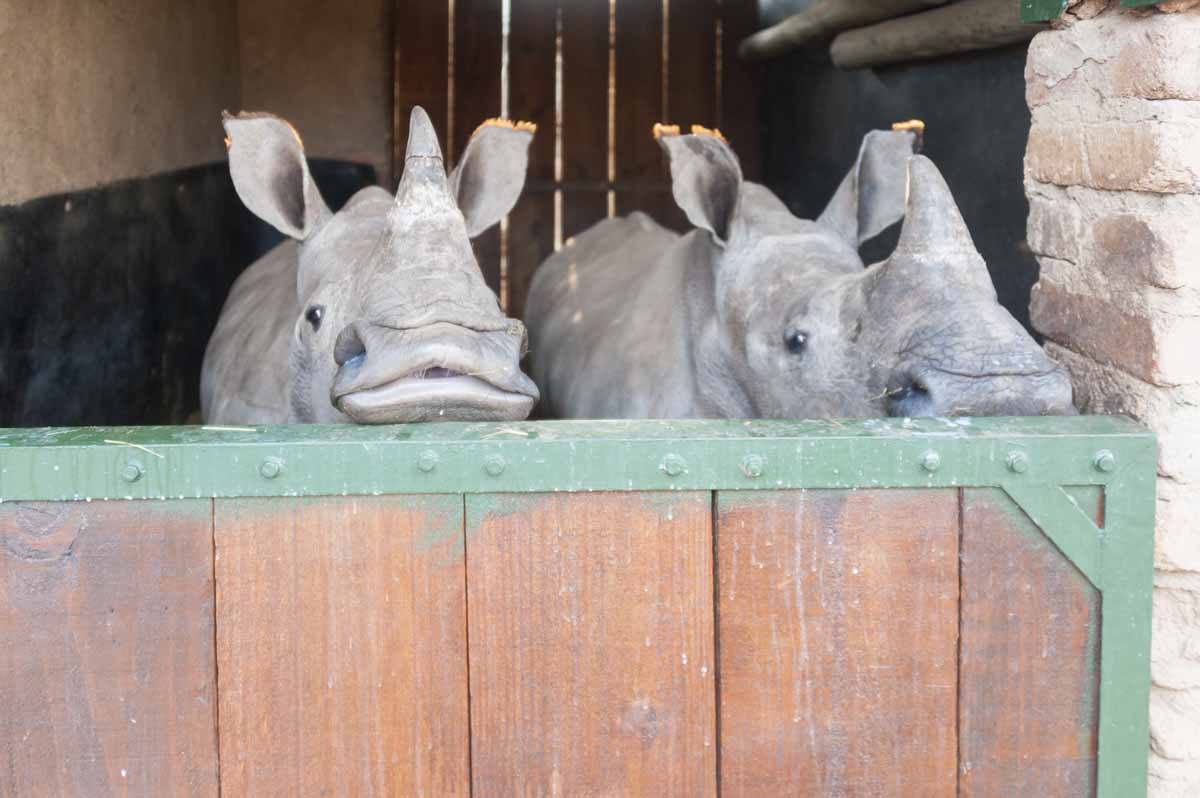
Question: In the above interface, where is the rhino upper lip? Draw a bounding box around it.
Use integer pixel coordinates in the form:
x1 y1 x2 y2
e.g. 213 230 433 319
332 350 536 404
334 359 527 402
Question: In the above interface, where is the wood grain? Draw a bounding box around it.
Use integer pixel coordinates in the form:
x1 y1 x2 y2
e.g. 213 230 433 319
655 0 718 232
719 0 763 181
561 0 611 242
716 489 959 797
613 0 676 228
393 0 450 179
959 488 1100 796
214 495 469 797
453 0 504 293
505 0 559 320
466 491 717 797
0 500 218 797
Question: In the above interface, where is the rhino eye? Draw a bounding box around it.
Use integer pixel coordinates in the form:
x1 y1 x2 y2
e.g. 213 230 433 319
305 305 324 331
784 330 808 355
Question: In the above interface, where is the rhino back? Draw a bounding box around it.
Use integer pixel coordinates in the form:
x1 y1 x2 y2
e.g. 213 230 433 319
526 212 699 418
200 242 298 424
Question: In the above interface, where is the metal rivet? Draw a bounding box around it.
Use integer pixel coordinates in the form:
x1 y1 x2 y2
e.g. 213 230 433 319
921 451 941 473
483 455 506 477
259 457 284 479
1093 450 1117 473
416 450 439 473
121 460 144 483
740 454 765 479
661 454 688 478
1006 452 1029 474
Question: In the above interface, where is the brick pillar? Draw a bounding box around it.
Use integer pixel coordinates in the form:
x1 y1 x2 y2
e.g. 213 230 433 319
1024 4 1200 795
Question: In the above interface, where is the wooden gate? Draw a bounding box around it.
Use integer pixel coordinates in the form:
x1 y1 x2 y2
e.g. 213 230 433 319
0 417 1153 796
394 0 762 320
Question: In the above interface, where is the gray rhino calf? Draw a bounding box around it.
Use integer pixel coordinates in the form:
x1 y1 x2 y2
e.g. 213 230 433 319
525 125 1074 419
202 107 539 424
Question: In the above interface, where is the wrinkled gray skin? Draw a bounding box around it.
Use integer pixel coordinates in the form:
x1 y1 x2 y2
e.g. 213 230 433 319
202 107 539 424
526 129 1074 419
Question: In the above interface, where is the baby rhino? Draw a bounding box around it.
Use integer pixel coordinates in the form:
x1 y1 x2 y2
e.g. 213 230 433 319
525 125 1074 419
202 107 539 424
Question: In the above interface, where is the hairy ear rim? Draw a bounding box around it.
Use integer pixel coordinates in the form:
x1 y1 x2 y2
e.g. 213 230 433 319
450 119 536 238
222 110 329 240
655 122 743 245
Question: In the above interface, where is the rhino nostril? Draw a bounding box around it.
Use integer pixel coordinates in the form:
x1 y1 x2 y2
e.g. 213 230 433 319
334 324 368 367
886 375 934 417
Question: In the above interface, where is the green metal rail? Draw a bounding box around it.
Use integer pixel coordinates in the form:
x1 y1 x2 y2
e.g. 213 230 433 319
0 415 1155 796
1022 0 1159 23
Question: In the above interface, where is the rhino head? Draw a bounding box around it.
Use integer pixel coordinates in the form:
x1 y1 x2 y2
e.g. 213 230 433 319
657 126 1074 418
224 107 539 423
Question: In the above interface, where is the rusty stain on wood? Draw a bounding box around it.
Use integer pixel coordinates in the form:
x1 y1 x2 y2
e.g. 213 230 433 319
213 495 469 796
958 488 1100 796
0 500 218 797
716 489 959 796
465 491 717 796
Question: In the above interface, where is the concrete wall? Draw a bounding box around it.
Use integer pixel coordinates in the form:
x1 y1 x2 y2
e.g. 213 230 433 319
0 1 241 207
238 0 394 187
1024 3 1200 795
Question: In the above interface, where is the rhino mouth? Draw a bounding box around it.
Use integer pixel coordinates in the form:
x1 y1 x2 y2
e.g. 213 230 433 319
331 323 538 423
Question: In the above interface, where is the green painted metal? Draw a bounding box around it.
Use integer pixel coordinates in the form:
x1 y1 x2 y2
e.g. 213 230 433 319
1021 0 1068 22
0 416 1151 500
1121 0 1160 6
0 415 1155 796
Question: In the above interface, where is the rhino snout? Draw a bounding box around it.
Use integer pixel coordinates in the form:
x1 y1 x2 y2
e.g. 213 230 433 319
886 365 1076 418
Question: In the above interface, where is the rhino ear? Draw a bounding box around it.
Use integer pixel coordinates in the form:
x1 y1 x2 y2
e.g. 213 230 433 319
657 125 742 245
817 128 917 247
449 119 536 238
223 112 331 240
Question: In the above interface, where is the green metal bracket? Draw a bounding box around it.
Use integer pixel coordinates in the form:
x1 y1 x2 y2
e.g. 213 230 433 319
1024 0 1160 22
0 416 1153 500
1003 476 1155 798
1021 0 1068 22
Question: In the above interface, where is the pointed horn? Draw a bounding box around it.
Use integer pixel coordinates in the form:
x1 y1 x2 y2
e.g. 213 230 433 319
893 155 977 258
405 106 444 162
395 106 454 213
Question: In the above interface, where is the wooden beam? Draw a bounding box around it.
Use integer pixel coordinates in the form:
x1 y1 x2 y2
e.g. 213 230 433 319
738 0 949 62
830 0 1046 70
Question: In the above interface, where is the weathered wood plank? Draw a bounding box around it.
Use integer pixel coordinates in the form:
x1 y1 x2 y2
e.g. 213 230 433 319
614 0 676 228
505 0 559 319
717 489 959 796
719 0 763 181
393 0 450 181
959 488 1100 796
561 0 611 241
453 0 504 293
658 0 718 231
0 500 218 797
667 0 716 127
466 491 717 796
214 495 469 797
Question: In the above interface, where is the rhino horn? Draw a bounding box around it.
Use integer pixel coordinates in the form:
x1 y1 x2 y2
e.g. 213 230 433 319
395 106 455 213
892 155 979 262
